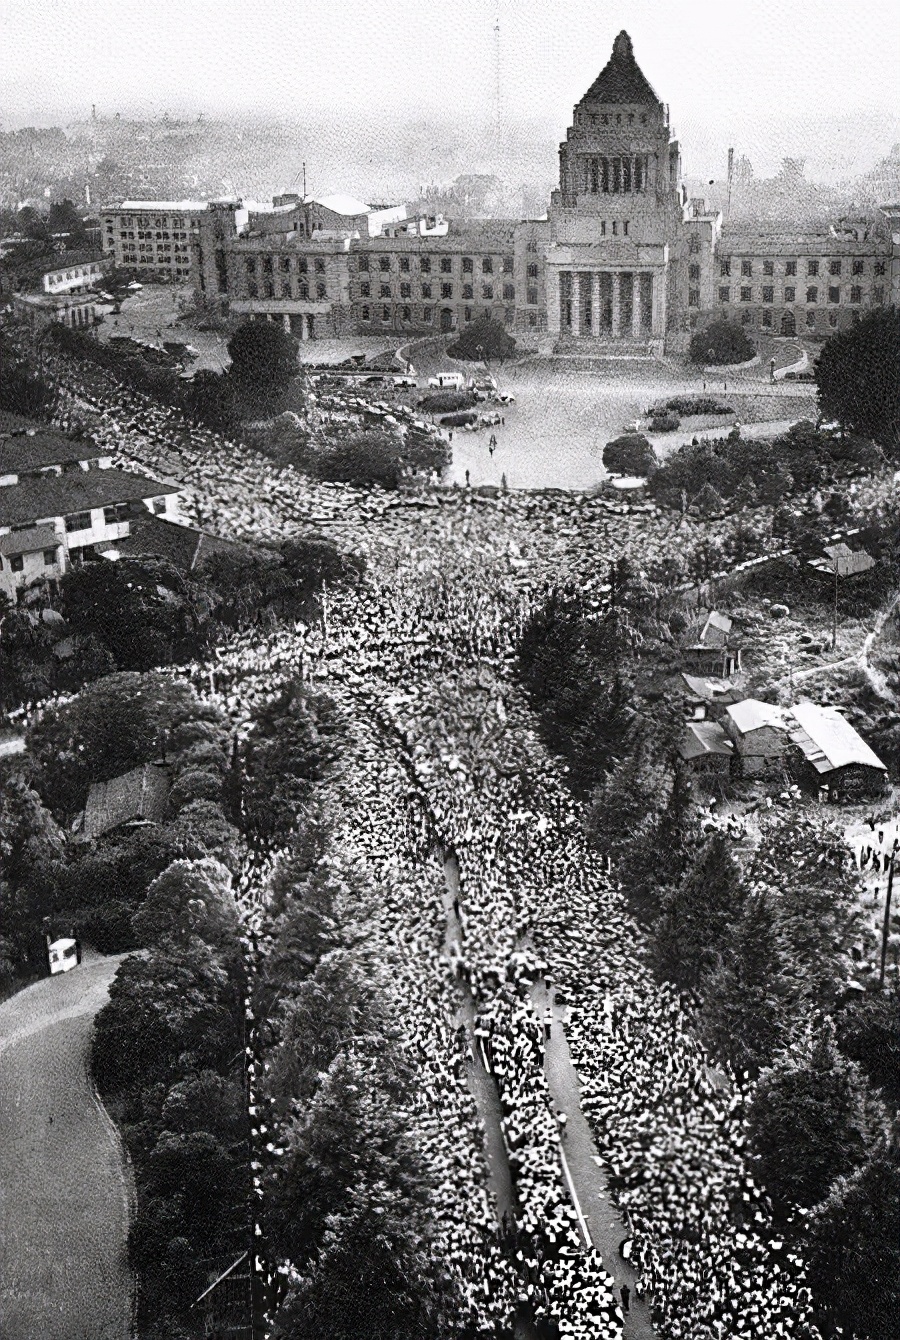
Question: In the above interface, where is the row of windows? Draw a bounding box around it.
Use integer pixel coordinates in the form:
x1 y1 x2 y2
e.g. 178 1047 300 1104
716 284 881 305
575 110 650 127
358 254 513 275
246 280 328 300
720 258 885 278
358 281 519 301
359 304 518 325
245 255 327 275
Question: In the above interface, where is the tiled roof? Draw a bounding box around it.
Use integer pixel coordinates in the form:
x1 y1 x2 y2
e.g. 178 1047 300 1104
0 433 104 473
112 513 253 570
42 252 103 277
80 763 170 841
0 525 61 556
0 469 176 529
582 32 660 106
679 720 734 760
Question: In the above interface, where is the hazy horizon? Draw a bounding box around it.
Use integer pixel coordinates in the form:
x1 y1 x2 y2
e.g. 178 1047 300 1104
2 0 899 190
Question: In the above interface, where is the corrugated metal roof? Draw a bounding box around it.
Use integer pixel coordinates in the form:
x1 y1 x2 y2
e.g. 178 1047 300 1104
788 703 886 773
726 699 789 735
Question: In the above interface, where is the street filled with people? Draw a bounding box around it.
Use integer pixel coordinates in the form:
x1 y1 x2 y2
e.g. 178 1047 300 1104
18 342 870 1338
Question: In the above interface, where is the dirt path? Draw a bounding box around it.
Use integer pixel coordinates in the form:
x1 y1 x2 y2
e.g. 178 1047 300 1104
0 953 133 1340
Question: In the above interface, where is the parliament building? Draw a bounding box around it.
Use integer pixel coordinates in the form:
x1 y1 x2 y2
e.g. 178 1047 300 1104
181 31 900 354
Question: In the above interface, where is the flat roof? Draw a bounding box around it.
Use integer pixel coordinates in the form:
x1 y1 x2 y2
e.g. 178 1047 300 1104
0 469 177 529
111 199 212 212
789 702 886 773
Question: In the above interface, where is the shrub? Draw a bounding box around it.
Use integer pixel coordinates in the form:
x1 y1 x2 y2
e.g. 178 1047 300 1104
663 396 734 416
690 319 755 366
448 315 517 362
602 433 658 477
649 410 680 432
418 390 476 413
311 431 404 489
439 411 478 428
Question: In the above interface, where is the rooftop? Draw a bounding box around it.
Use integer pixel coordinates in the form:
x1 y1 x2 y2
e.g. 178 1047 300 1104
0 525 61 557
0 469 177 529
582 32 660 107
42 252 104 276
112 199 212 212
809 543 876 577
725 698 789 735
80 763 170 841
679 720 734 760
0 432 106 474
789 703 886 774
110 512 256 570
310 193 371 217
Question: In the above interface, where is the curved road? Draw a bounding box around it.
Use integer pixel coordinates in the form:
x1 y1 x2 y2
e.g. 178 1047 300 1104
0 953 133 1340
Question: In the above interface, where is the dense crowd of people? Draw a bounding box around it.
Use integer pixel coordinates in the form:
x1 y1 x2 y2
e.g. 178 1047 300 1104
18 334 894 1338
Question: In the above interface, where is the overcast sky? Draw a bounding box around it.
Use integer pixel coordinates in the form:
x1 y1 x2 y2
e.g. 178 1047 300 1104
2 0 898 174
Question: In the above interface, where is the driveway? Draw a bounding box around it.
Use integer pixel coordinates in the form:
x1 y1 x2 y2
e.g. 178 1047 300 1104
0 953 133 1340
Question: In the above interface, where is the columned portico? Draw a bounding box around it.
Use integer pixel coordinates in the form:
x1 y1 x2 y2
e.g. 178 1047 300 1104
553 267 661 339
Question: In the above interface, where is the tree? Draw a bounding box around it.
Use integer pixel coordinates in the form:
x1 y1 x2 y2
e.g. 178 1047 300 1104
180 367 238 432
280 536 365 598
700 889 796 1079
652 836 744 992
689 319 754 366
448 314 517 363
837 986 900 1103
27 672 198 817
226 320 298 402
277 1193 457 1340
60 556 208 670
602 433 658 477
747 1017 873 1213
241 684 342 843
131 858 238 953
805 1139 900 1340
816 306 900 453
92 940 239 1096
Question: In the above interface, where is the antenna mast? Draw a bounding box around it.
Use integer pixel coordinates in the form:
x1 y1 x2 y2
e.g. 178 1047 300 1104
493 1 501 147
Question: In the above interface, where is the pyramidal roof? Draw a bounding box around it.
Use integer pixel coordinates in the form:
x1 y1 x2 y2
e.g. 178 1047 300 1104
582 31 660 106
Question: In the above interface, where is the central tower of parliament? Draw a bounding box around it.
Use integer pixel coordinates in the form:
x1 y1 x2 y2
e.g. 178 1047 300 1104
186 31 898 351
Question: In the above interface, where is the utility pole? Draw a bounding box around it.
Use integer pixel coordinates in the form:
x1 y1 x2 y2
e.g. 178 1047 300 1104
879 840 897 989
832 551 839 650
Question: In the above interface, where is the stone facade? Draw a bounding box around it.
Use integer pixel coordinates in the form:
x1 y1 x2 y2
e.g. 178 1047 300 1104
187 30 900 352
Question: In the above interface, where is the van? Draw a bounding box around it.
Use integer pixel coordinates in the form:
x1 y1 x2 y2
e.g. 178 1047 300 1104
427 372 465 390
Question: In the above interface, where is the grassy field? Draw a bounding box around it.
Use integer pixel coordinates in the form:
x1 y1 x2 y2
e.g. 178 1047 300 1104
0 954 132 1340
